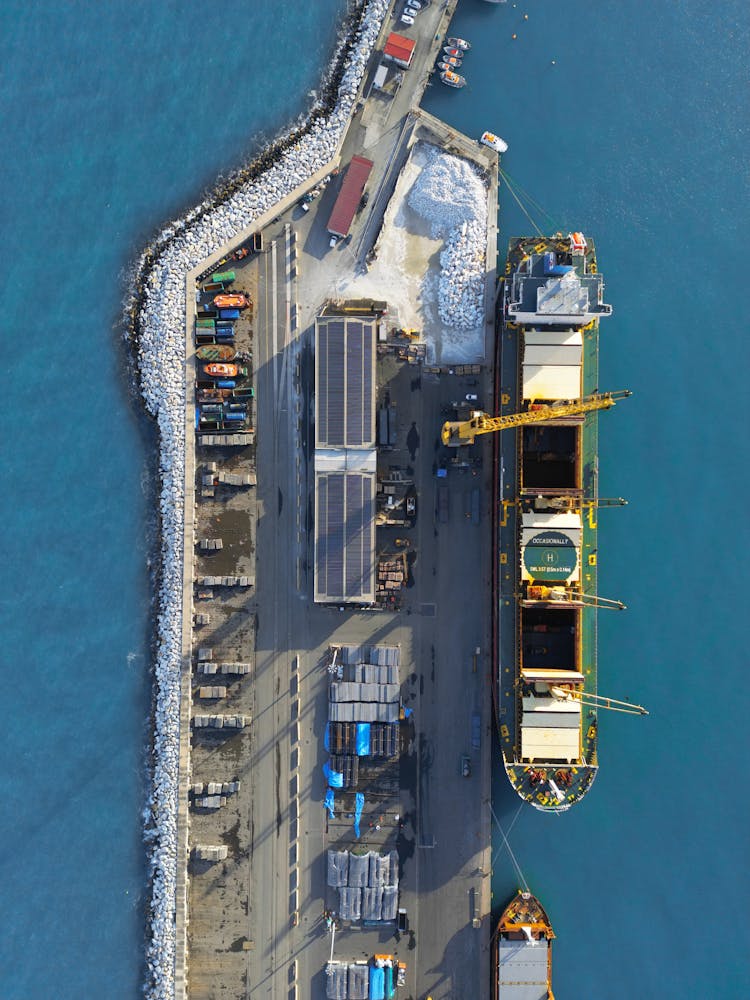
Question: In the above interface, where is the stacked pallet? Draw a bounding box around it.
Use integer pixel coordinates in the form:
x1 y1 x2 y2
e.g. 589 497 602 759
325 646 402 790
198 661 252 676
326 849 399 924
192 845 227 862
192 714 248 729
196 575 254 587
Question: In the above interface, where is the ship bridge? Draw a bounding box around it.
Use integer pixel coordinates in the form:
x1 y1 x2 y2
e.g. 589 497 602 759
507 243 612 327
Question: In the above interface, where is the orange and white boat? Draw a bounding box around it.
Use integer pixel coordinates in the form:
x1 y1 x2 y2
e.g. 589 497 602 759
213 293 251 309
203 363 238 378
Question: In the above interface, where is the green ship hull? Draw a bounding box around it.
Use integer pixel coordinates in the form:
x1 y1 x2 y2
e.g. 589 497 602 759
494 233 612 812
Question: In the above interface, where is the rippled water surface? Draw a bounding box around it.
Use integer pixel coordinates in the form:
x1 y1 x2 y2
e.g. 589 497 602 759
0 2 342 996
423 1 748 996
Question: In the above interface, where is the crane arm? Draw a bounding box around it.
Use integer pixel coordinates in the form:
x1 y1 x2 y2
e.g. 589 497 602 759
441 391 632 446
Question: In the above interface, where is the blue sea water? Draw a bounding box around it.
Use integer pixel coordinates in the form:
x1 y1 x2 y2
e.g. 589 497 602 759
423 1 749 997
1 0 747 997
0 2 342 996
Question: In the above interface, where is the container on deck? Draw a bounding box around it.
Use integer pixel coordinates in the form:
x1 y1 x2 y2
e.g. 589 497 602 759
219 308 240 320
196 318 216 329
211 270 236 284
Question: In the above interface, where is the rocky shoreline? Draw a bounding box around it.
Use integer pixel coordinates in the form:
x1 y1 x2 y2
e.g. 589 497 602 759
123 3 389 997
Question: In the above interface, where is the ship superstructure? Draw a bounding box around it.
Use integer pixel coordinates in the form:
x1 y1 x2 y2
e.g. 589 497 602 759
495 233 612 811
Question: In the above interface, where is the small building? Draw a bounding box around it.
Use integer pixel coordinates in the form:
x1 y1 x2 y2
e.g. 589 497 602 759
383 32 416 69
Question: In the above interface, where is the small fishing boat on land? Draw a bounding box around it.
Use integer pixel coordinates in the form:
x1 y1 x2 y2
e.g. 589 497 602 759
203 363 246 378
440 70 466 89
446 37 471 50
211 270 235 284
196 345 235 362
213 293 251 309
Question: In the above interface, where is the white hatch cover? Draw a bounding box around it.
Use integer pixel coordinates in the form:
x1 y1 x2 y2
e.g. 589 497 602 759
523 328 582 402
521 669 586 684
521 726 580 762
521 512 582 583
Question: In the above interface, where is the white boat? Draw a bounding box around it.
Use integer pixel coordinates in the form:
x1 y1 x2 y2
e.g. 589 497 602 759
440 71 466 89
480 131 508 153
438 57 462 70
446 37 471 50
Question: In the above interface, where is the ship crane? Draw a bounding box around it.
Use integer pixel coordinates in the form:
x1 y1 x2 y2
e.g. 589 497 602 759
525 585 626 610
550 686 649 716
441 391 632 447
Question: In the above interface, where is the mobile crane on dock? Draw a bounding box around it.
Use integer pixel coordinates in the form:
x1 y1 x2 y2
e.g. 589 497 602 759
441 391 632 447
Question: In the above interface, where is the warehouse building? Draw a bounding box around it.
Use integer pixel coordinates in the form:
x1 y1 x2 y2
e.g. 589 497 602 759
314 316 377 605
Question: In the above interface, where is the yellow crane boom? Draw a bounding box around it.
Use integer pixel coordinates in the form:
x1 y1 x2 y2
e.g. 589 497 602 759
441 391 632 446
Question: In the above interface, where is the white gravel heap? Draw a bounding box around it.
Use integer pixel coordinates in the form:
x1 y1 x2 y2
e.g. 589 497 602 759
131 3 388 998
407 146 488 329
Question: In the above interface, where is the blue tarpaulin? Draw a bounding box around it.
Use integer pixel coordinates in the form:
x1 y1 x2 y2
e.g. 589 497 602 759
353 792 364 838
403 707 413 719
355 722 371 756
323 762 344 788
324 789 335 818
369 965 385 1000
384 964 394 998
324 722 330 752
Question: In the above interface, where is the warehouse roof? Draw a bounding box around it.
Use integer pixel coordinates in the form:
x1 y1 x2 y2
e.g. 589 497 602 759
314 469 376 604
315 317 376 449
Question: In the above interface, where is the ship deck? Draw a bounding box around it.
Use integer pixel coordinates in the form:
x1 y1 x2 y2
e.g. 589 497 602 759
495 237 600 810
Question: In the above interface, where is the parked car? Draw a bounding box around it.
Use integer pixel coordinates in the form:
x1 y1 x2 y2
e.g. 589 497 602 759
461 755 472 778
400 12 415 24
465 393 478 402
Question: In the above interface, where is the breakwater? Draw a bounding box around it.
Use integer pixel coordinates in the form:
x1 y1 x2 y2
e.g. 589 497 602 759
124 2 389 996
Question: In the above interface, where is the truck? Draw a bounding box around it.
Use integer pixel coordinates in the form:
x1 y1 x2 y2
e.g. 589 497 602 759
326 155 374 242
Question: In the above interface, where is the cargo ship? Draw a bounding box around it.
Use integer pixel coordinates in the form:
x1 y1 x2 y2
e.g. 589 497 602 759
494 233 616 811
493 890 554 999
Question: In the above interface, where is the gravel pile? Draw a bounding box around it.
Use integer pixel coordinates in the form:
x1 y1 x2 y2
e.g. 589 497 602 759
407 145 488 329
127 3 389 997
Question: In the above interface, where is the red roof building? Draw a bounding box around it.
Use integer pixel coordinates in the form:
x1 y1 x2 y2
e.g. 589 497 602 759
383 32 416 69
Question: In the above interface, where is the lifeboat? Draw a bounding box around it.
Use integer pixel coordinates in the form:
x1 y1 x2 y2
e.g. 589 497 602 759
203 363 239 378
480 131 509 153
213 293 250 309
440 70 466 88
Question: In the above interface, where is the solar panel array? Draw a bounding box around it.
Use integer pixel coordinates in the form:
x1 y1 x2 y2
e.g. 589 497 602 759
316 318 375 449
315 471 376 603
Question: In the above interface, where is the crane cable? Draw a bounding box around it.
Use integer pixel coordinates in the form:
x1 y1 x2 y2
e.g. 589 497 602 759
499 167 561 233
489 801 532 892
499 169 544 237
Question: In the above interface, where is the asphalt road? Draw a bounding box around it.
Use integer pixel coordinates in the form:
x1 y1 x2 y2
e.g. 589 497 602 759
245 226 494 998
